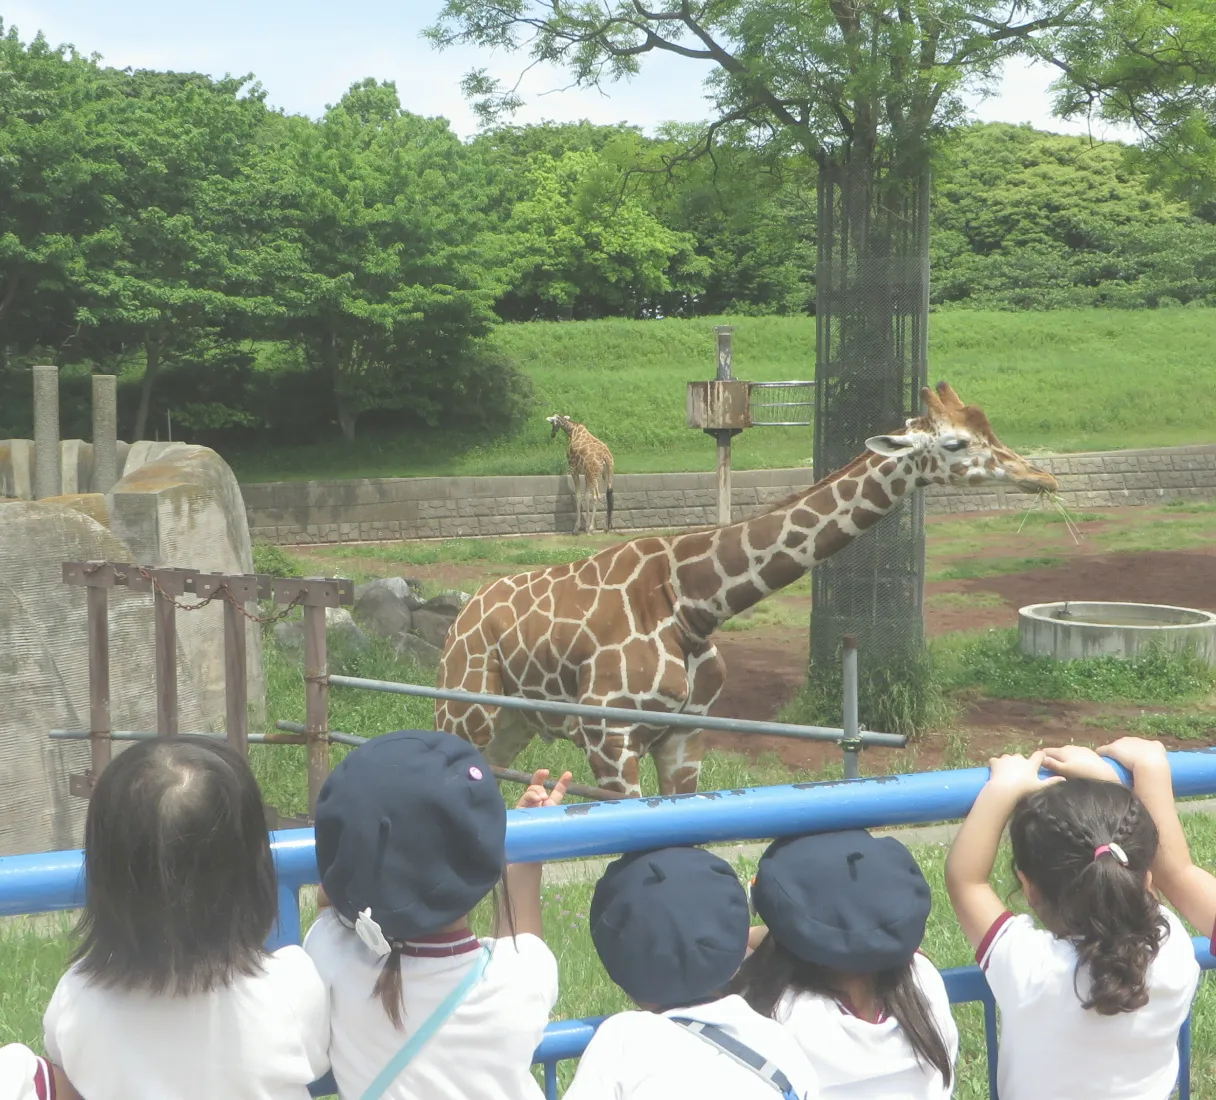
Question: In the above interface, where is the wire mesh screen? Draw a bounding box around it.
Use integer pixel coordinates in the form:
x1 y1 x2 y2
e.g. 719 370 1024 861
748 381 816 426
811 156 931 715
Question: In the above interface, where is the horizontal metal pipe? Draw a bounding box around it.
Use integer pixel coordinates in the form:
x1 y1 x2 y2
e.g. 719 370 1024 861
529 945 1216 1065
273 722 624 802
327 674 908 749
50 728 367 748
11 752 1216 918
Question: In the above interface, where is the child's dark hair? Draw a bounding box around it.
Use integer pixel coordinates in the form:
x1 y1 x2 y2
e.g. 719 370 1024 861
370 876 517 1028
1010 777 1166 1016
729 936 953 1088
72 736 277 995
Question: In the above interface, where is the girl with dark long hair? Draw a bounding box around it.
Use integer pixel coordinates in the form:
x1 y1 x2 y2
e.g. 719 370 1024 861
729 831 957 1099
41 736 329 1100
946 750 1200 1100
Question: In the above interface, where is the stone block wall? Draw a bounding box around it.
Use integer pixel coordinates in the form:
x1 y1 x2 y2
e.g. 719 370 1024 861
243 443 1216 546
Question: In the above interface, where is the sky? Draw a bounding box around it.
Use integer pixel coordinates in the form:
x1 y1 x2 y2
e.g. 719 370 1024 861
4 0 1138 144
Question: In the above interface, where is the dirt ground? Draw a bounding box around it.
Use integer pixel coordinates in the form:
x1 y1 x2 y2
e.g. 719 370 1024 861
296 503 1216 775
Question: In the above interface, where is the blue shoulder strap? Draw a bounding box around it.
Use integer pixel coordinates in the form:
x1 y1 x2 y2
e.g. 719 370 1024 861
669 1017 800 1100
359 945 492 1100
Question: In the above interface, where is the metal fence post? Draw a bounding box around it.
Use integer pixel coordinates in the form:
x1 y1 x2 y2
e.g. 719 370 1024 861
154 586 179 736
841 635 861 780
713 326 734 527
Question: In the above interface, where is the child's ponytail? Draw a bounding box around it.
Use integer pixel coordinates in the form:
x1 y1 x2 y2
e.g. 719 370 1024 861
1010 778 1167 1016
373 944 407 1028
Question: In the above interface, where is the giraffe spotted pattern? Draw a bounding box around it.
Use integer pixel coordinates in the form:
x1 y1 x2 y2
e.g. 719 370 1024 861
440 384 1059 797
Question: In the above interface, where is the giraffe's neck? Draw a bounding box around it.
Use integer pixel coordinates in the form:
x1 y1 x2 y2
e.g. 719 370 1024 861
670 449 924 630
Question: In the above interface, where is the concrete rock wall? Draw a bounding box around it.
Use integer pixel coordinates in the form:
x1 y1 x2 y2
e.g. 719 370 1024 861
0 445 265 856
244 444 1216 545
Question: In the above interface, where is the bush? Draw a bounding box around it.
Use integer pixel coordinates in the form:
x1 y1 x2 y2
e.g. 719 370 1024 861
252 543 302 578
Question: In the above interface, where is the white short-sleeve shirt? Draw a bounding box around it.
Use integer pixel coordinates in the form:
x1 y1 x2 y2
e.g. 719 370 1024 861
42 945 329 1100
0 1044 54 1100
304 910 557 1100
773 953 959 1099
979 905 1199 1100
562 994 821 1100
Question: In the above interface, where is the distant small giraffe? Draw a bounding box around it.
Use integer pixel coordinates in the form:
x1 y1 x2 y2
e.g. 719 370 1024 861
547 414 615 534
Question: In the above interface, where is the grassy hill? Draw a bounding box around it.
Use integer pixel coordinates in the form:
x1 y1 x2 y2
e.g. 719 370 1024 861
227 309 1216 483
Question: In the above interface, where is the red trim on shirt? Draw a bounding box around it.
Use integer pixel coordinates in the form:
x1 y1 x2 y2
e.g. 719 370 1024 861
835 999 888 1025
398 929 481 958
976 911 1015 970
33 1056 53 1100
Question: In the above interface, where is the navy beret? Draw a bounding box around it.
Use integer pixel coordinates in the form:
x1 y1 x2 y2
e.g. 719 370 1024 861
752 830 931 973
314 730 506 941
591 847 750 1007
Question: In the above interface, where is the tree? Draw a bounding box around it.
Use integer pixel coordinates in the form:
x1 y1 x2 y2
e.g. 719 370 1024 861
250 80 511 440
0 22 116 359
66 68 280 439
1048 0 1216 211
931 122 1216 308
498 147 707 319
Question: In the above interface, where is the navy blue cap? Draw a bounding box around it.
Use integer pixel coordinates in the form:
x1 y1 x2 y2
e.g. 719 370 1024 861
314 730 506 940
752 830 931 972
590 847 750 1007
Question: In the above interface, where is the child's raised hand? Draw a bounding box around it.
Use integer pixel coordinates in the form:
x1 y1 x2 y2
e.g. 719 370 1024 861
1042 744 1122 783
1098 736 1169 774
516 768 574 810
986 750 1063 797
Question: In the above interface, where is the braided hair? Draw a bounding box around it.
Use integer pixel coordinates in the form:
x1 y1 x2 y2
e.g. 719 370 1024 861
1009 777 1167 1015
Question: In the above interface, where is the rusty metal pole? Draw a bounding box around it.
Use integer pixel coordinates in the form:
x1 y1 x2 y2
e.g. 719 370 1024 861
223 597 248 755
714 326 734 527
86 586 112 784
154 587 178 736
303 603 329 818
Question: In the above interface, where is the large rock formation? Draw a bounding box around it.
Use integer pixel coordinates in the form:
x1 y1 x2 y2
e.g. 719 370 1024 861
0 442 265 856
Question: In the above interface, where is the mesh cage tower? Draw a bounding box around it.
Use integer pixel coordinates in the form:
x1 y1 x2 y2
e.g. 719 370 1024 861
811 156 931 712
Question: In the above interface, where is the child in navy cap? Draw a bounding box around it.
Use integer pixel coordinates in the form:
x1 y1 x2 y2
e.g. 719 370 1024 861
564 846 820 1100
304 729 571 1100
730 830 957 1099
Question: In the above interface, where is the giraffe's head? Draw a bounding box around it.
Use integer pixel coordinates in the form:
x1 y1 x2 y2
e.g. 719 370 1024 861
546 414 576 440
865 382 1059 494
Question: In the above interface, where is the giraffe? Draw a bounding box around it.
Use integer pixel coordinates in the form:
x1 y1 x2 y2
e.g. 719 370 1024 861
547 414 615 534
439 384 1058 797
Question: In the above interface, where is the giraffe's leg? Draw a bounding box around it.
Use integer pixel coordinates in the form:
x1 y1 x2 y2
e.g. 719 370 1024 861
478 708 540 771
652 732 704 796
571 471 583 534
579 724 643 798
652 645 726 796
587 483 598 534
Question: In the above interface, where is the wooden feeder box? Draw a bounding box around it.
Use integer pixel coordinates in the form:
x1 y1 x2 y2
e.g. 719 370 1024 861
686 380 752 432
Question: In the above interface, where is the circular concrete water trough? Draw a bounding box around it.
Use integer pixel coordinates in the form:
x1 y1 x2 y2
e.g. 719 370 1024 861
1019 601 1216 667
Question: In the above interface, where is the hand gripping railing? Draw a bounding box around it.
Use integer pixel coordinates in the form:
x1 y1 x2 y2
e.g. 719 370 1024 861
3 754 1216 1099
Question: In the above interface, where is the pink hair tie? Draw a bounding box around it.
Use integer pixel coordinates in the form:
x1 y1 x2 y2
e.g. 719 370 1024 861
1093 842 1129 866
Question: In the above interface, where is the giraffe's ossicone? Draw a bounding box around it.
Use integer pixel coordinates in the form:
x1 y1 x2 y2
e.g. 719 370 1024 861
438 384 1058 798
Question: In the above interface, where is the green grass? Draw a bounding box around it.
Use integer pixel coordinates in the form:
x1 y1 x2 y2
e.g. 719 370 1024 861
1083 710 1216 741
8 820 1216 1098
937 630 1216 705
928 556 1068 582
926 591 1008 611
225 309 1216 483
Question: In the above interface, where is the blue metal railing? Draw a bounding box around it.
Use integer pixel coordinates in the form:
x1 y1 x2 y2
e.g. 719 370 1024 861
3 753 1215 1099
